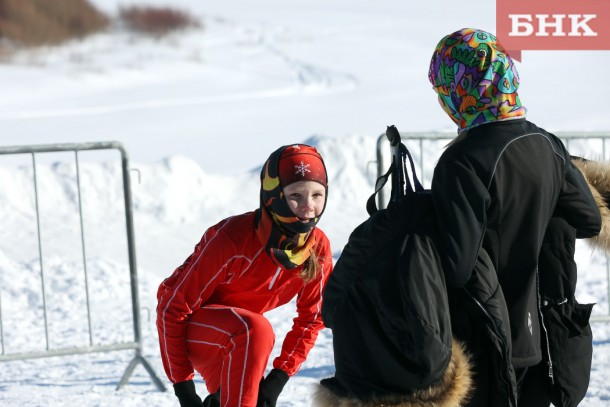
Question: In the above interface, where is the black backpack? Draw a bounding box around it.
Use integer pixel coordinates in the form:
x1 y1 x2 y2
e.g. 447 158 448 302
321 126 452 399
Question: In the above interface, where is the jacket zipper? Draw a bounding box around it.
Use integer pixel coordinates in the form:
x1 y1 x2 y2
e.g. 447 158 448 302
536 268 554 384
268 267 282 290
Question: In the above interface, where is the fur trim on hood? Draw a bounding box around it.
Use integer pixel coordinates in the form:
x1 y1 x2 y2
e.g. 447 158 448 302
312 340 473 407
572 158 610 252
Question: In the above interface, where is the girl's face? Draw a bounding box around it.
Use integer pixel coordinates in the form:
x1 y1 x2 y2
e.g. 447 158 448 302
282 180 326 222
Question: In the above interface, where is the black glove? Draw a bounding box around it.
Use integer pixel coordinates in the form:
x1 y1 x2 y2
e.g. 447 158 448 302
173 380 204 407
256 368 289 407
202 389 220 407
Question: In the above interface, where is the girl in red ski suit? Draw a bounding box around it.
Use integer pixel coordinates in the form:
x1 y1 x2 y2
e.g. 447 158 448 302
157 144 333 407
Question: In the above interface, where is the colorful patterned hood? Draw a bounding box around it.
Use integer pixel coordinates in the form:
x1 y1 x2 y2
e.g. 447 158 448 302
428 28 526 132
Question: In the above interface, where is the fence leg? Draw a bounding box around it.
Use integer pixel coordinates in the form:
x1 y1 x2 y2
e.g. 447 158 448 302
116 351 167 392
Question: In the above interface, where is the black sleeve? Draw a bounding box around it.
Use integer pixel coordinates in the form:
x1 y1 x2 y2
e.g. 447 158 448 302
432 159 490 288
555 161 601 238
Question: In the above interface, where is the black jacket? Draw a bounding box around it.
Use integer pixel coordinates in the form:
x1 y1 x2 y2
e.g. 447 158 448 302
449 247 517 407
538 217 594 407
432 119 601 368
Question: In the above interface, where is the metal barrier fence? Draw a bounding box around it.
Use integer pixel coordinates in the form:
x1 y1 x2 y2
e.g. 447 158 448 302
376 131 610 323
0 142 166 391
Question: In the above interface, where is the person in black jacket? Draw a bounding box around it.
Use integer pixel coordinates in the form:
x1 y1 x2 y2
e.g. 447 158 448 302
428 28 602 406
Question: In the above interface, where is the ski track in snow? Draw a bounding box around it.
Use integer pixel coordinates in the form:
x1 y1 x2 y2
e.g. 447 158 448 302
204 15 359 91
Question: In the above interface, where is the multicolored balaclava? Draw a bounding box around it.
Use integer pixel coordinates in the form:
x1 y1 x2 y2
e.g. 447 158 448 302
428 28 526 132
255 144 328 269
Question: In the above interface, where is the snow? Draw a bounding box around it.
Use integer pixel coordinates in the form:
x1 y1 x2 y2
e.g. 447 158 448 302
0 0 609 406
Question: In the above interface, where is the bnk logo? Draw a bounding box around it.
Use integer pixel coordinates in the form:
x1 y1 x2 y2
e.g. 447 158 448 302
496 0 610 61
509 14 597 37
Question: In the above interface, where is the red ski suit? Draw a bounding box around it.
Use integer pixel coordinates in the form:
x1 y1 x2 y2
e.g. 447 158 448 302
157 211 333 406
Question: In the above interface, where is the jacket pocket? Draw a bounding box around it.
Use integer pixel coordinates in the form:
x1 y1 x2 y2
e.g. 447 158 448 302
568 302 594 332
543 301 594 407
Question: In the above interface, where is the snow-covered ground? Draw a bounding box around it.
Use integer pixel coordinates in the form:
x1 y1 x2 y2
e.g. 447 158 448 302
1 1 609 406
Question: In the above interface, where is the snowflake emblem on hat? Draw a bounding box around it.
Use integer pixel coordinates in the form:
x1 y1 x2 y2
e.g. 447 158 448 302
294 161 311 177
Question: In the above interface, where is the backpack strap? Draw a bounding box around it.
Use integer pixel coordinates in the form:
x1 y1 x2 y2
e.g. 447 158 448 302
366 164 393 215
366 126 424 215
401 143 424 193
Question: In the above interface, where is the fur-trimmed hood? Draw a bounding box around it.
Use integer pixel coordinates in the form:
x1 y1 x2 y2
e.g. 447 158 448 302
312 340 473 407
572 157 610 251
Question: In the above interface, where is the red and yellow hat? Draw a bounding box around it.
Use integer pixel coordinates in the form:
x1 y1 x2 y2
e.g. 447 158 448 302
278 144 327 188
